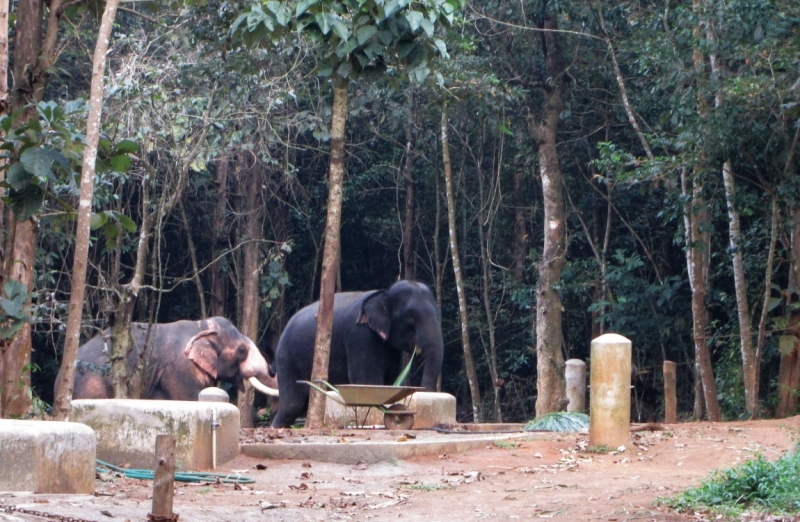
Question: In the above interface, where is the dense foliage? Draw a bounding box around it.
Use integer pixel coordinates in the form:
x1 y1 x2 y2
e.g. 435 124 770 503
3 0 799 422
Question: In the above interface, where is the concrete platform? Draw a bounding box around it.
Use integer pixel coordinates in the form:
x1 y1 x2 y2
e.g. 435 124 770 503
71 399 239 470
0 419 96 493
241 426 530 464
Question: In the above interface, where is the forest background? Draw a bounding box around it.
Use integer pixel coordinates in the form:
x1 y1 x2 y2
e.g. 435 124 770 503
0 0 799 427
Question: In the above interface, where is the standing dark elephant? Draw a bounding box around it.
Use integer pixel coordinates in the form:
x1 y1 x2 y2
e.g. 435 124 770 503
63 317 279 401
271 280 444 428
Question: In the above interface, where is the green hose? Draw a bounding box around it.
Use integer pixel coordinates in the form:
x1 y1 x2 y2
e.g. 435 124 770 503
96 459 255 484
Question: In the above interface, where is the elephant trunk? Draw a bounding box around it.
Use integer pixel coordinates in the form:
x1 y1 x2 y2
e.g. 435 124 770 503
241 338 280 397
417 327 444 391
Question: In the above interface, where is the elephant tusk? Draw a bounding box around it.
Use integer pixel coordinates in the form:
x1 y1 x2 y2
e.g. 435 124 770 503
249 376 279 397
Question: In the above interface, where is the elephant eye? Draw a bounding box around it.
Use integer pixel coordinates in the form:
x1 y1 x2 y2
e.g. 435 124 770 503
236 345 248 361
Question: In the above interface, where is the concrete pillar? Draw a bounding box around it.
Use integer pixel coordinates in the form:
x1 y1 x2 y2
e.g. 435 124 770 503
663 360 677 423
589 333 631 448
565 359 587 412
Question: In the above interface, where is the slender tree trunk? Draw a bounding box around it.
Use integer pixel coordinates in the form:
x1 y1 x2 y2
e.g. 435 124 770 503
307 81 347 429
776 125 800 417
238 164 263 428
402 89 417 281
721 163 758 417
179 199 207 318
777 208 800 416
681 168 722 421
683 0 721 421
53 0 120 420
532 15 568 416
210 158 230 318
442 107 481 422
477 164 502 422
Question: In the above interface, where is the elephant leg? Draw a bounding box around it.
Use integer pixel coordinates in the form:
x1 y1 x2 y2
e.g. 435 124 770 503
271 380 309 428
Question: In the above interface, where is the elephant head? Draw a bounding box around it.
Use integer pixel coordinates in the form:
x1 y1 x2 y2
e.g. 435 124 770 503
183 317 278 397
358 280 444 390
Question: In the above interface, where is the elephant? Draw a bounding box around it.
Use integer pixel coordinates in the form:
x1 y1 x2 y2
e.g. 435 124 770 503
271 280 444 428
64 317 279 401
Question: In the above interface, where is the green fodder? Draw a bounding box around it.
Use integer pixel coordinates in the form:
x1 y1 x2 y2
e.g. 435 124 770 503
660 444 800 517
523 412 589 432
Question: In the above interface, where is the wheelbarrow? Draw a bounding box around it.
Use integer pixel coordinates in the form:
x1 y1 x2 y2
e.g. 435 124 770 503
300 381 424 430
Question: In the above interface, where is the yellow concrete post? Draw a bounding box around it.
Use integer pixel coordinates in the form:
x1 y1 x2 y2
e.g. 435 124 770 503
589 333 631 449
565 359 587 412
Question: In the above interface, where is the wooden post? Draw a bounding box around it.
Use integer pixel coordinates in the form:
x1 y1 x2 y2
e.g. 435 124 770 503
565 359 586 412
663 361 677 423
149 434 178 521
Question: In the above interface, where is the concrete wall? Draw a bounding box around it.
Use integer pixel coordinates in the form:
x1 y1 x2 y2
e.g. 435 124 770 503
0 419 96 493
71 399 239 470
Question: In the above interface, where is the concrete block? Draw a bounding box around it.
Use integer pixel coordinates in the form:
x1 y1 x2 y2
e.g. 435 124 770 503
71 399 239 470
406 392 457 428
324 392 385 428
0 419 96 493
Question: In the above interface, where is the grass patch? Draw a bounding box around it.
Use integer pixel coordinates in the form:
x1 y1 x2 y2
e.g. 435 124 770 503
659 444 800 517
494 440 519 450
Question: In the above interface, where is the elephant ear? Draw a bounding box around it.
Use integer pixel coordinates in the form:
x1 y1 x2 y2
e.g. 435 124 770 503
358 290 391 341
184 330 219 379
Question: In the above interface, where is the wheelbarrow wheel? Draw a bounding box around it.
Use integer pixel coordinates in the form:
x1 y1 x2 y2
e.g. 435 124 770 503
384 404 414 430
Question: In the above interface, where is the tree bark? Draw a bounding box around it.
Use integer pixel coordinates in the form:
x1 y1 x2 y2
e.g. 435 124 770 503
684 0 721 421
306 81 347 429
210 158 230 318
179 199 207 318
532 15 568 416
402 89 417 281
721 163 758 417
442 107 481 422
776 125 800 417
477 158 502 422
53 0 120 420
237 163 263 428
681 168 721 421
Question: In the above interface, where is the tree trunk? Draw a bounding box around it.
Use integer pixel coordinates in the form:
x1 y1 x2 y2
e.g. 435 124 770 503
307 81 347 429
402 89 417 281
684 1 722 421
179 199 207 318
721 163 758 418
210 158 230 318
532 15 568 416
53 0 120 420
477 159 502 422
237 163 263 428
1 218 36 416
777 146 800 417
681 168 721 421
511 136 527 284
442 107 481 422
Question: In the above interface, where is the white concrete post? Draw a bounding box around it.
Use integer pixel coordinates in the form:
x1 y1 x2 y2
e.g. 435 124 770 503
589 333 631 448
565 359 587 412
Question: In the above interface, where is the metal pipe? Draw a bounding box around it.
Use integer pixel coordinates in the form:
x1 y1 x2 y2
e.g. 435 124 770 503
211 409 220 470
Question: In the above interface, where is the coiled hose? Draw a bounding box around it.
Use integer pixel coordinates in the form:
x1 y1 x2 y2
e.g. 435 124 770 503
96 459 255 484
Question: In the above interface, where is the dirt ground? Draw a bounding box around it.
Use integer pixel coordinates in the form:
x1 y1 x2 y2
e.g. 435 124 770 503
3 416 800 522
